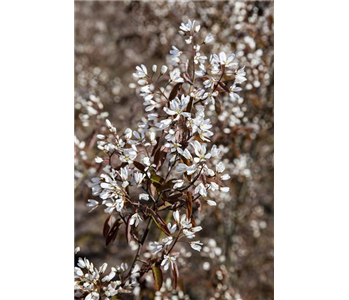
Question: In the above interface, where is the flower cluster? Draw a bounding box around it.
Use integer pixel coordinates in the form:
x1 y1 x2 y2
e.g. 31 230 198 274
75 18 247 298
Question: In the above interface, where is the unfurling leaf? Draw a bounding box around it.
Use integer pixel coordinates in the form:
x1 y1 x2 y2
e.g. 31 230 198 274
152 265 163 291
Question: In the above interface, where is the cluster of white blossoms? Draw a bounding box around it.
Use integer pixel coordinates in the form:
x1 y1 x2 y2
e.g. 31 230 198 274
76 18 247 298
74 248 139 299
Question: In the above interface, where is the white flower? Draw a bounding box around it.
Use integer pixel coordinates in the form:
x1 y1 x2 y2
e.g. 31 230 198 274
179 19 195 33
194 183 207 197
235 66 247 84
155 118 172 130
173 211 192 229
176 163 198 175
161 254 177 271
129 213 143 227
167 223 177 234
133 64 148 79
152 64 157 73
205 90 218 105
144 99 157 111
133 172 145 186
204 33 214 44
148 113 158 121
162 237 174 248
104 198 124 213
221 174 231 180
169 46 182 66
203 76 216 89
190 241 203 252
169 68 184 83
220 186 230 193
229 83 242 101
74 266 83 277
149 241 163 254
172 179 184 189
85 292 100 300
194 52 207 65
149 237 174 254
213 52 238 68
160 65 168 75
97 134 106 140
139 193 149 201
183 225 202 239
87 199 99 212
95 156 103 163
207 200 217 206
216 162 225 173
74 247 80 254
195 64 206 77
210 145 221 158
163 95 191 120
192 117 214 142
119 149 137 164
191 140 211 163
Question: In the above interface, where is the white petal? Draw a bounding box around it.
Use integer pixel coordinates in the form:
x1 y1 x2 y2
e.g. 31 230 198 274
207 200 217 206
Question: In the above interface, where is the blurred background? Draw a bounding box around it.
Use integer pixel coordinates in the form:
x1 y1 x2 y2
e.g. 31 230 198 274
75 1 273 299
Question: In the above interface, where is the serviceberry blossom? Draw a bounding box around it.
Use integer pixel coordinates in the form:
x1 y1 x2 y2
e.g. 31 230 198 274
77 18 248 298
163 95 191 120
161 254 178 271
129 213 143 227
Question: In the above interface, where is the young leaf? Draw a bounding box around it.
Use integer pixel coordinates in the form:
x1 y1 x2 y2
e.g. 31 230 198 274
106 219 122 247
103 215 115 238
152 265 163 291
215 98 222 115
169 83 182 101
133 160 146 172
172 262 179 289
186 192 193 219
149 169 165 185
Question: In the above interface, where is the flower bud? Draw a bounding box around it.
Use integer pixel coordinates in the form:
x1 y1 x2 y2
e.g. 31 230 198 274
152 64 157 73
160 65 168 75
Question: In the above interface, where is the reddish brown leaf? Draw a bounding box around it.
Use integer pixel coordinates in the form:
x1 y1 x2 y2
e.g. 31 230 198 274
169 83 182 101
125 216 132 244
215 98 222 115
172 263 179 289
106 219 122 247
114 162 128 171
218 81 230 92
185 96 194 113
103 215 116 238
151 136 161 156
154 148 166 171
133 160 145 172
